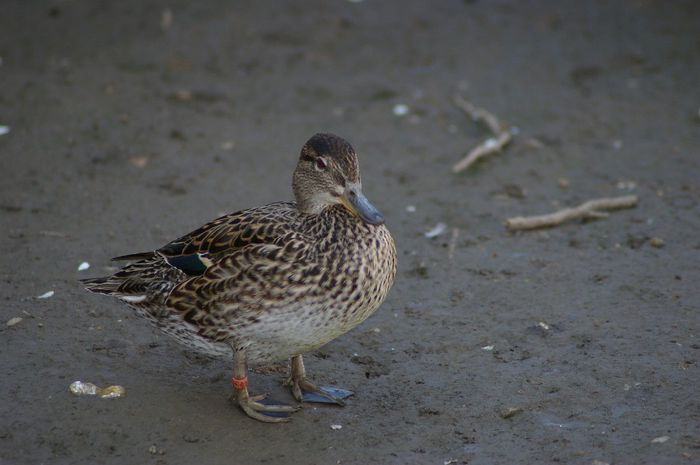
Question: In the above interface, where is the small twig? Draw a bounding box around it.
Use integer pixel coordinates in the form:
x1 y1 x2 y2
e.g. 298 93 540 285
505 195 638 231
453 95 504 133
452 132 512 174
448 227 460 260
39 230 67 238
452 95 514 173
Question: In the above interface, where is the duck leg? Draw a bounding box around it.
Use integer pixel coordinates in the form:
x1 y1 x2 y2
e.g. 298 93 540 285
231 348 300 423
285 354 354 405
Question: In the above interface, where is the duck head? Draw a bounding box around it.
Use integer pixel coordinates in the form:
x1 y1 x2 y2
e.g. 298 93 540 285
292 133 385 226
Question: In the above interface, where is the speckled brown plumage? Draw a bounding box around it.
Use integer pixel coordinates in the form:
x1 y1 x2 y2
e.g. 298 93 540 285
82 133 396 422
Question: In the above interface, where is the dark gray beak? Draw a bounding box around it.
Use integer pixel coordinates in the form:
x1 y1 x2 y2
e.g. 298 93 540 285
343 187 385 225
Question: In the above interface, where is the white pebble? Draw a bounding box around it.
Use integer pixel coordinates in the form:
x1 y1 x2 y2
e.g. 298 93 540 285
537 322 550 330
37 290 55 299
651 436 670 443
330 424 343 430
69 381 98 396
405 205 416 213
78 262 90 271
392 104 409 116
6 317 22 327
482 345 494 351
0 125 9 136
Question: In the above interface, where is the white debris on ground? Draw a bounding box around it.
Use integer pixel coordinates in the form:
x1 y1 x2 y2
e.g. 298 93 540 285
6 317 22 327
70 381 98 396
69 381 126 399
405 205 416 213
78 262 90 271
148 445 165 455
392 104 409 116
330 424 342 430
651 436 670 443
37 290 54 299
537 322 550 330
482 345 494 351
0 125 9 136
616 180 636 190
424 222 447 239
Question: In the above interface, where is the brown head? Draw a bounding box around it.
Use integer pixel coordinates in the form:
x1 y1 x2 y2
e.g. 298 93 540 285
292 133 384 225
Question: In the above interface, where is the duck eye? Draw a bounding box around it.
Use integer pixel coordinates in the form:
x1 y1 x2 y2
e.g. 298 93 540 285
315 158 327 170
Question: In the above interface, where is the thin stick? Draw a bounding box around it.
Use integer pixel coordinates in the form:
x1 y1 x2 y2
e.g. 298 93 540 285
452 95 513 173
448 227 460 260
505 195 638 231
453 95 504 133
452 132 512 173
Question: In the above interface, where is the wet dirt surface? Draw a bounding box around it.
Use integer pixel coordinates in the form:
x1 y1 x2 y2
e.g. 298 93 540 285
1 1 699 464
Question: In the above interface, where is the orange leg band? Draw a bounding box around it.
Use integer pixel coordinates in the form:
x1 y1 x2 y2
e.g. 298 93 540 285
232 376 248 391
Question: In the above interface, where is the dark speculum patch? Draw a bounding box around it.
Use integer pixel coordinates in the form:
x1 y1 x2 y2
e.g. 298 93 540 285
166 254 208 276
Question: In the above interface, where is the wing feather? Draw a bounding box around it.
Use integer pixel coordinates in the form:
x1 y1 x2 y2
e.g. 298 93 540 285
157 201 299 276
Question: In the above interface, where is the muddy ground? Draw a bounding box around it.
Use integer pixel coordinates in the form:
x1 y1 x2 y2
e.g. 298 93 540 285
1 1 699 464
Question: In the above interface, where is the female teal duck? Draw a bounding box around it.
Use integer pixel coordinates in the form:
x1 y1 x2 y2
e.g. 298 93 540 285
82 133 397 422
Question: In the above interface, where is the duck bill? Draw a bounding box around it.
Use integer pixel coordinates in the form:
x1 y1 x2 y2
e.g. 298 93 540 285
342 187 385 225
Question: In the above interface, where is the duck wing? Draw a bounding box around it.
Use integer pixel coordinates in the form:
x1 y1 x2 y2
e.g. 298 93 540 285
119 201 301 277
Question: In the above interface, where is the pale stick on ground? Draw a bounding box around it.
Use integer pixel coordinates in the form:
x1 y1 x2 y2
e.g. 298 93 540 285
505 195 638 231
448 228 460 260
452 95 514 173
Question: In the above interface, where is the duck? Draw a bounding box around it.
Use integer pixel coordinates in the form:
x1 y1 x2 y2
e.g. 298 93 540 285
82 133 397 422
